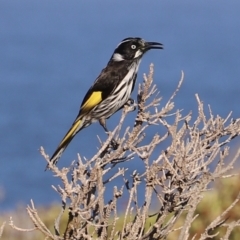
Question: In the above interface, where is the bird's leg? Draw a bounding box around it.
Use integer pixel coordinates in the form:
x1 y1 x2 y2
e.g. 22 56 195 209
99 118 108 132
125 98 135 106
122 98 136 112
99 118 119 150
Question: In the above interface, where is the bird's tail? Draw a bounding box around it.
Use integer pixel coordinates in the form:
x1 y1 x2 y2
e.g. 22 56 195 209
46 117 84 170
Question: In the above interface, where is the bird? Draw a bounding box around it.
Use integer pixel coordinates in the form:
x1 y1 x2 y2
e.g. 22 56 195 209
47 37 163 169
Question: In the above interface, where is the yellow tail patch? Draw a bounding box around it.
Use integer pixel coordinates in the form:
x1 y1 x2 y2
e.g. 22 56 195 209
81 91 102 112
60 119 82 147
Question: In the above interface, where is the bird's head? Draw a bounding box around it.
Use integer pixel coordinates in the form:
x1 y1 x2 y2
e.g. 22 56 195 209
112 37 163 62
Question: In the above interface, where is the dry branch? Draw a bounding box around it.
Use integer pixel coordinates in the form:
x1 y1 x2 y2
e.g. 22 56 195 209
9 64 240 239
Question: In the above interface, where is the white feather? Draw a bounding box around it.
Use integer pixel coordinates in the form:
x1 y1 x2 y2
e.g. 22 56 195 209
134 49 143 59
116 38 132 48
113 53 124 61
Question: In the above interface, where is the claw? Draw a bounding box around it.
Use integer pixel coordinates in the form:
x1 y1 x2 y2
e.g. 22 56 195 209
111 138 119 150
126 98 135 106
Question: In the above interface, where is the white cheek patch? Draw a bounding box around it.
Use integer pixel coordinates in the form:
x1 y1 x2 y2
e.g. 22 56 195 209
113 53 124 61
134 49 143 58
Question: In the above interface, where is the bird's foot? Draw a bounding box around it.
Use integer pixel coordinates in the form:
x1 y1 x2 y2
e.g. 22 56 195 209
125 98 134 106
111 138 119 150
99 137 119 159
124 98 136 112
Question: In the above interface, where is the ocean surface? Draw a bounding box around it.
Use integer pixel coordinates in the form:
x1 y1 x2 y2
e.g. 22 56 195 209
0 1 240 211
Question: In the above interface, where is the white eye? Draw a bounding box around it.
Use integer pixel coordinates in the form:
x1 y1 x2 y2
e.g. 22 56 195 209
131 44 136 49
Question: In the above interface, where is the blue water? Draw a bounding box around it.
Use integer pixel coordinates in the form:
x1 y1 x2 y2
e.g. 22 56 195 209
0 1 240 211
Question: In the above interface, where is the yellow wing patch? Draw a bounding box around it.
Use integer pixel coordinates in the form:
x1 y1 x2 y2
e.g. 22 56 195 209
81 91 102 112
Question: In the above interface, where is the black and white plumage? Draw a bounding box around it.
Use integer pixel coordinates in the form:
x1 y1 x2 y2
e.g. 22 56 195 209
47 37 163 168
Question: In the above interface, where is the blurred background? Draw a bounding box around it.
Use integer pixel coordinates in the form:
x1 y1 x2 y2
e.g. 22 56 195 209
0 0 240 211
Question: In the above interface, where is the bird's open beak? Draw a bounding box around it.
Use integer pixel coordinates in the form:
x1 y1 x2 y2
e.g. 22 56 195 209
144 42 164 50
